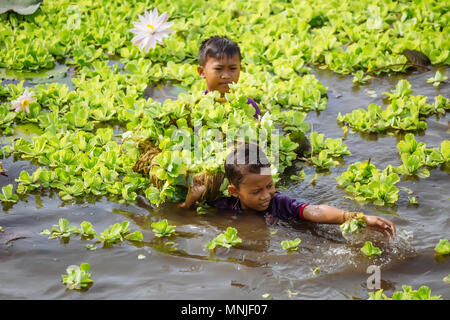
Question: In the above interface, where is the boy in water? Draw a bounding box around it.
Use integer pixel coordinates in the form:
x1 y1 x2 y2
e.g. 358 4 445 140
197 36 261 119
180 144 396 241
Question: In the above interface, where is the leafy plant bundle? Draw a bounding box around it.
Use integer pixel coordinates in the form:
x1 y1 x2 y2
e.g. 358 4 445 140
434 239 450 255
337 80 449 134
396 133 449 178
40 219 143 245
151 219 176 238
368 285 442 300
336 160 400 206
61 263 93 291
305 131 351 170
360 241 382 258
128 88 303 206
0 0 447 75
40 218 80 239
340 212 366 234
205 227 242 250
281 238 302 252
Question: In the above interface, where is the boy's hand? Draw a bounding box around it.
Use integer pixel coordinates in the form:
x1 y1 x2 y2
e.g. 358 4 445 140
178 184 206 209
363 215 396 241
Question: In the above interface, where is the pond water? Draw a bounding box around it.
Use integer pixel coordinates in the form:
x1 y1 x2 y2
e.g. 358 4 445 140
0 64 449 300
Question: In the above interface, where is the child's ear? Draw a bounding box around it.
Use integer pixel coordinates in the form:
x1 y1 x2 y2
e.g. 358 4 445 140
197 65 205 78
227 184 239 198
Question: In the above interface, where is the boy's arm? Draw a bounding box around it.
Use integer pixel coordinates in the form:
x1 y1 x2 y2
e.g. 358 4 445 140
178 184 205 209
303 204 396 240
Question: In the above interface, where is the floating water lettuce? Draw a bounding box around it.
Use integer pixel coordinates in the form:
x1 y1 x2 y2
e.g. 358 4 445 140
368 285 442 300
205 227 242 250
443 275 450 284
396 134 448 177
336 161 400 206
281 238 302 252
0 184 19 203
338 80 449 134
61 263 93 291
97 221 142 245
352 70 372 85
151 219 176 238
434 239 450 255
360 241 382 258
426 71 448 87
40 218 80 239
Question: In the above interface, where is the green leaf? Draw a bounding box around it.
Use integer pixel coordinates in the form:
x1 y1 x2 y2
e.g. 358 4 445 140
151 219 176 238
281 238 302 251
205 227 242 250
434 239 450 255
360 241 382 258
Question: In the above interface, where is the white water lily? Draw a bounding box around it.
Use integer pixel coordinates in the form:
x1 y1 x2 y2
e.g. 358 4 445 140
129 8 175 53
10 87 36 114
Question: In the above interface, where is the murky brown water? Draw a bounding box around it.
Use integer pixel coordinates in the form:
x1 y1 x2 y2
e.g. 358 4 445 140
0 65 449 300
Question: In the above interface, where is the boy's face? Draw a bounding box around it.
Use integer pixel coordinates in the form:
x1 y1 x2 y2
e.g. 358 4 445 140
197 54 241 97
228 173 275 212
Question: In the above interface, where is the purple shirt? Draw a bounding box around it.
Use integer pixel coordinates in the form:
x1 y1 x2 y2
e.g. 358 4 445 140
203 90 261 119
211 192 309 223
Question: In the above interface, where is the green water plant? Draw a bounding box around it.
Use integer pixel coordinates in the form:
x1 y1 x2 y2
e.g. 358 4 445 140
336 161 400 206
61 263 93 291
281 238 302 252
40 218 80 239
443 275 450 284
427 71 448 87
352 70 372 85
396 134 448 177
360 241 382 258
338 80 449 134
79 221 97 239
0 184 19 203
368 285 442 300
97 221 143 245
434 239 450 255
340 212 366 234
205 227 242 250
151 219 176 238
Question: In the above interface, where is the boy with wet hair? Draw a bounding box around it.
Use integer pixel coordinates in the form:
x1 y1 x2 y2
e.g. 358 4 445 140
181 143 396 241
197 36 261 118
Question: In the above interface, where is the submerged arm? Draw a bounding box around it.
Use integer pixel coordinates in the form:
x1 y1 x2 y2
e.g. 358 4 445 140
303 205 396 240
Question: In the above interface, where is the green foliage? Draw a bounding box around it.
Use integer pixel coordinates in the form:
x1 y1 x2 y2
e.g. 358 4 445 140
98 221 131 245
338 80 449 133
0 184 19 203
40 218 80 239
368 286 442 300
205 227 242 250
360 241 382 258
396 134 448 177
61 263 93 291
336 161 400 206
281 238 302 252
151 219 176 238
427 71 448 87
340 212 366 234
434 239 450 255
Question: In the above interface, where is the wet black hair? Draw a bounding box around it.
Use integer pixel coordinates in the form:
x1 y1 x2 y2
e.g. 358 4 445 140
198 36 242 66
225 143 271 189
